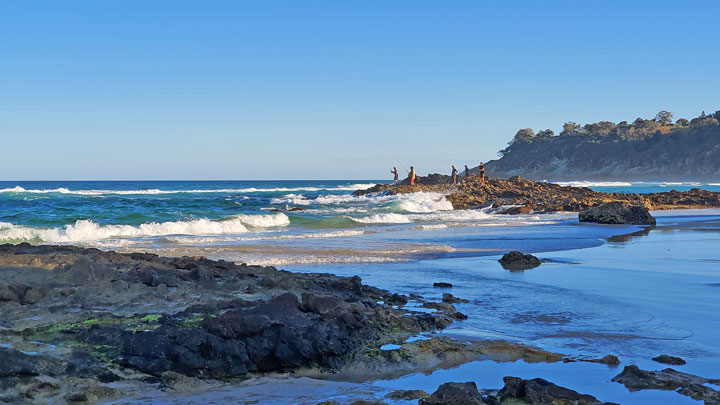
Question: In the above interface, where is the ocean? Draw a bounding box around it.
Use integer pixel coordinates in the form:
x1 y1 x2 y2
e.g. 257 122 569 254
2 180 719 265
3 180 720 404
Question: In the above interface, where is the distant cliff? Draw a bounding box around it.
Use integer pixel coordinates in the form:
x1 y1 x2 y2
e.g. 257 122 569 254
484 110 720 181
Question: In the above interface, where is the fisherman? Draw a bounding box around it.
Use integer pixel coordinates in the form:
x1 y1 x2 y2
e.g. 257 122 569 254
479 162 485 183
391 166 399 184
451 165 458 185
409 166 416 185
464 165 470 178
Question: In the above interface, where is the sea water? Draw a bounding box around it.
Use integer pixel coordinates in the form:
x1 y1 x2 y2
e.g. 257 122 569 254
3 180 720 404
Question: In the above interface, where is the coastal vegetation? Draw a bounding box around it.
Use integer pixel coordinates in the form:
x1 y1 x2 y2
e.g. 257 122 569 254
488 109 720 181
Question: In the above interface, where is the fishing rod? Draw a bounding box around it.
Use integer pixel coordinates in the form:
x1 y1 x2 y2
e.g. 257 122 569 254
382 146 409 174
377 151 392 171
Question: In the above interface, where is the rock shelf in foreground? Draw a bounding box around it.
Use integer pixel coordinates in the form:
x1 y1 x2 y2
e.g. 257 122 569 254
0 243 458 403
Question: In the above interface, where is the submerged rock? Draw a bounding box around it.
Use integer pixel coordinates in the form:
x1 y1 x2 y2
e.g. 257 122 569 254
432 282 452 288
498 376 609 404
579 201 656 225
441 293 469 304
498 251 542 270
385 389 428 400
612 365 720 403
652 354 686 365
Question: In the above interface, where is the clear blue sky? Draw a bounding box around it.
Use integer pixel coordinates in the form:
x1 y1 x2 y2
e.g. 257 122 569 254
1 1 718 180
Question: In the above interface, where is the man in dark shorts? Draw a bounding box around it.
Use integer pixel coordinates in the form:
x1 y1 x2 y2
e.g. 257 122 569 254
392 166 399 184
451 165 458 184
479 162 485 183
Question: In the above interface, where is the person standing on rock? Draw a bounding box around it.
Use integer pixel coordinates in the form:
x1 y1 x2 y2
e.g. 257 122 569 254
391 166 399 184
464 165 470 178
479 162 485 184
409 166 416 185
451 165 458 185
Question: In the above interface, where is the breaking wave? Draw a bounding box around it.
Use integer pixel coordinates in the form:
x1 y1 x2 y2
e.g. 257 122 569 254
552 181 633 188
352 213 413 224
0 213 289 243
0 183 379 196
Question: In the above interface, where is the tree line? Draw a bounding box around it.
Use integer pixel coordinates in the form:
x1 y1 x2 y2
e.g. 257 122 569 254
504 109 720 153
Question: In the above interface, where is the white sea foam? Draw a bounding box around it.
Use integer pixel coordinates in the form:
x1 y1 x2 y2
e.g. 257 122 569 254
165 230 365 244
231 213 290 228
241 255 407 266
0 183 379 196
270 194 313 205
552 181 633 188
352 213 413 224
414 224 449 230
412 209 493 222
0 213 289 244
332 183 378 191
394 193 453 213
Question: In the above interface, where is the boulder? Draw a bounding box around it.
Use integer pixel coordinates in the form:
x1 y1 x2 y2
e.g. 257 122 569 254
579 202 656 225
419 382 485 405
498 251 542 270
499 376 608 404
590 355 620 365
433 282 452 288
0 285 19 302
0 348 65 377
652 355 686 365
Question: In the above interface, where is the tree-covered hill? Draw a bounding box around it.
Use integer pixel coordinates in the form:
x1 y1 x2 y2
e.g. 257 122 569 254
485 110 720 181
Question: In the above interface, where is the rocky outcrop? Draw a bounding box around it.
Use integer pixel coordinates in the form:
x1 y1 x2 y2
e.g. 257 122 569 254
612 365 720 403
579 202 656 225
483 122 720 182
498 251 542 270
354 176 720 213
498 376 611 404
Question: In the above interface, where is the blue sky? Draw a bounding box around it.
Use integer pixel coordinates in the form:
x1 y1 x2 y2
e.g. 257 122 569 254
1 1 718 180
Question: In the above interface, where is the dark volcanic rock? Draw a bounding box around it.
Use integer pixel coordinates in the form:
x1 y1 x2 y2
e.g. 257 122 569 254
355 176 720 213
498 251 542 270
385 293 408 306
579 201 656 225
419 382 487 405
652 355 686 365
0 348 65 377
0 243 457 402
499 376 608 404
433 282 452 288
612 365 720 403
106 291 438 378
